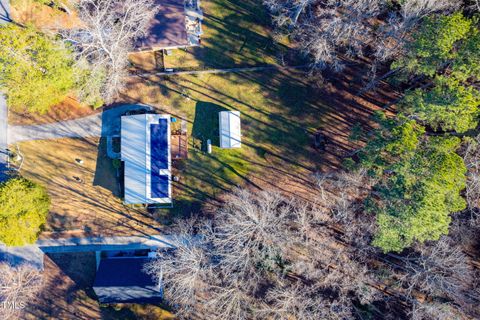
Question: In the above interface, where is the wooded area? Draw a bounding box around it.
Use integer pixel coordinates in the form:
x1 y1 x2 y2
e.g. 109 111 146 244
142 1 480 318
0 0 479 319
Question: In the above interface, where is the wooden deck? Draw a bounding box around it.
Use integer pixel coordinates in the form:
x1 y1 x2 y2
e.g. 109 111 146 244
171 134 188 159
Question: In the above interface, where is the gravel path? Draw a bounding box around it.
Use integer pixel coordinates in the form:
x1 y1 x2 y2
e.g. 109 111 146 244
134 64 308 77
0 234 177 269
8 113 103 143
8 104 151 143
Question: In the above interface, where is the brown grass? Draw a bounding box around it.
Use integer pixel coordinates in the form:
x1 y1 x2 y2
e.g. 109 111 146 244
128 51 159 72
8 96 99 126
18 137 164 237
11 0 82 30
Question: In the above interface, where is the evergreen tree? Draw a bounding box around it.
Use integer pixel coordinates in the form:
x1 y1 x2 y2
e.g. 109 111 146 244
392 12 474 77
401 76 480 133
0 178 50 246
364 134 466 252
355 13 479 252
0 25 76 113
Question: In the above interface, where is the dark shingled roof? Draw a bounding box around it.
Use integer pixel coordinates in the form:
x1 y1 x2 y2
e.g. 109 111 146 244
135 0 188 50
93 258 162 303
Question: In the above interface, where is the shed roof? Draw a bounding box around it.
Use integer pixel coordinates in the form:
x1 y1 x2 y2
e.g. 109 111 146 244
93 258 162 303
135 0 189 50
219 111 241 149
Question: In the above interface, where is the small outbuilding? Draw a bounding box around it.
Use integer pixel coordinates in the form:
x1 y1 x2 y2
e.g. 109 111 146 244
219 111 241 149
134 0 203 51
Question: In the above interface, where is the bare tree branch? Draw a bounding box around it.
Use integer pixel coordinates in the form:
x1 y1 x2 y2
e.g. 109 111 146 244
0 263 43 320
62 0 157 103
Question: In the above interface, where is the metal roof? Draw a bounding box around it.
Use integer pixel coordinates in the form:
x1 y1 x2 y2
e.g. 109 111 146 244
0 0 10 24
219 111 241 149
135 0 189 50
93 257 162 303
121 114 172 205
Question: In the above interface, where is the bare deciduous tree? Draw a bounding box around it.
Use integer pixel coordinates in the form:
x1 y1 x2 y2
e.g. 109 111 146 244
264 0 315 27
263 282 332 320
206 280 253 320
297 0 382 72
212 189 291 281
265 0 383 71
63 0 157 103
144 221 213 318
463 134 480 222
0 263 43 320
146 187 380 320
400 237 472 301
265 0 459 84
375 0 460 63
410 301 464 320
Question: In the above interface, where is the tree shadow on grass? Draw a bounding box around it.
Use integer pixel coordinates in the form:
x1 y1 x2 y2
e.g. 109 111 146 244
92 138 121 198
46 252 97 300
192 101 228 148
93 104 153 199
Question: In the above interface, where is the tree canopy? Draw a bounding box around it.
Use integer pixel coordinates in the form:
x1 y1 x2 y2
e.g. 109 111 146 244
392 12 475 78
401 76 480 133
354 12 479 252
0 178 50 246
365 134 466 252
0 24 77 113
386 12 480 140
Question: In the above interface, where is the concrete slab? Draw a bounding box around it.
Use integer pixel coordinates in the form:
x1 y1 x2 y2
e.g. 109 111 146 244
0 234 177 270
8 104 152 143
0 244 45 270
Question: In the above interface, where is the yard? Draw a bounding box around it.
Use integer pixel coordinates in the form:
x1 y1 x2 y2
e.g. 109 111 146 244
15 62 386 228
129 0 295 71
120 69 327 217
9 0 329 233
15 68 330 230
163 0 293 68
17 137 164 237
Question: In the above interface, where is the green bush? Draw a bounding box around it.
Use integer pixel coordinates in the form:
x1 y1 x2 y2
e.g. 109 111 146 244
0 178 50 246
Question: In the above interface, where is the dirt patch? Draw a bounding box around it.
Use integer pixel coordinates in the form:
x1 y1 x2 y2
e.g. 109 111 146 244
11 0 82 30
129 51 159 72
314 63 401 171
8 96 100 126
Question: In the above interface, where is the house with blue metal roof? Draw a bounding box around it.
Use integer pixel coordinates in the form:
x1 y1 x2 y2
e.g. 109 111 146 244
121 114 172 206
93 256 162 303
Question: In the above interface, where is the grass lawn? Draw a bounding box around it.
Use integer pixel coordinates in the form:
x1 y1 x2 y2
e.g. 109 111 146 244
121 69 325 217
9 0 377 225
16 137 163 236
13 70 328 229
130 0 295 70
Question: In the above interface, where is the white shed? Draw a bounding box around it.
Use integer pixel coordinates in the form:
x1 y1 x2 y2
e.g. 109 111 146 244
219 111 241 149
